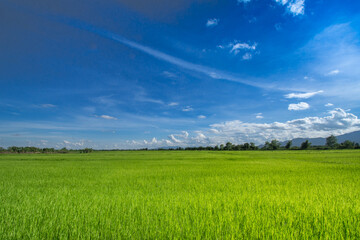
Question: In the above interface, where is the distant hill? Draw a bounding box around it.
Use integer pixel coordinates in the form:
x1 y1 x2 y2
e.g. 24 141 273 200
281 131 360 147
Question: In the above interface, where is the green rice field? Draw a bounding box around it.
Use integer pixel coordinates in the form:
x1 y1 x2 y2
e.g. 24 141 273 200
1 150 360 239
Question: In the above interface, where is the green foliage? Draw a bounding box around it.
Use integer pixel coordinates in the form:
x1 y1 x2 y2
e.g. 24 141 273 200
0 151 359 239
300 140 311 149
339 140 355 149
326 135 338 148
285 140 292 149
263 139 280 150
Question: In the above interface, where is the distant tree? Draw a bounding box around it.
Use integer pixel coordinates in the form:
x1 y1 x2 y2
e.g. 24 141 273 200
285 140 292 150
225 142 233 150
243 143 250 150
263 141 270 150
300 140 311 150
326 135 338 148
355 143 360 149
220 144 224 150
250 142 257 150
270 140 280 150
340 140 355 149
80 148 93 153
214 145 219 151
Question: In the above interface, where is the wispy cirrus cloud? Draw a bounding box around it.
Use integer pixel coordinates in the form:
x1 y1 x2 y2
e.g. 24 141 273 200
168 102 179 106
99 115 118 120
326 69 340 76
62 18 268 89
285 90 323 99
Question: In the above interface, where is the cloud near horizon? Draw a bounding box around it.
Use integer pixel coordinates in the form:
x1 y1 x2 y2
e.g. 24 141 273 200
2 108 359 149
126 108 360 148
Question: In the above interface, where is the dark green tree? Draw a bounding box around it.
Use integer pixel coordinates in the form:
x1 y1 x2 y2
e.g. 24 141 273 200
225 142 233 150
270 140 281 150
340 140 354 149
326 135 338 148
300 140 311 150
285 140 292 149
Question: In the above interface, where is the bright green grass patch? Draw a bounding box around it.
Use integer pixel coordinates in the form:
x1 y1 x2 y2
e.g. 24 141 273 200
0 150 360 239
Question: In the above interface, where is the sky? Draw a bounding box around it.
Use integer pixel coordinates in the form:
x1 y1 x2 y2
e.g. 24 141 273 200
1 0 360 149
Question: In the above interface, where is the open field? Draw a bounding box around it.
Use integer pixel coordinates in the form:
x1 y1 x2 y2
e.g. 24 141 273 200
1 150 360 239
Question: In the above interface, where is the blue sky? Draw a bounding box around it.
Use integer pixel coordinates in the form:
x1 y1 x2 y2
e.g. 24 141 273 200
1 0 360 149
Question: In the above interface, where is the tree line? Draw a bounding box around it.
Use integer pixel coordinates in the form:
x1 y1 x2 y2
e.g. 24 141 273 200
0 135 359 153
0 146 93 154
157 136 359 151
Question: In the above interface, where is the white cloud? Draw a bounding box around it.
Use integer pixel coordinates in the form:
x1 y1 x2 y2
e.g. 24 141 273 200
288 102 310 111
255 113 264 119
133 108 360 148
169 134 181 143
229 42 257 55
275 0 289 4
285 90 323 99
275 0 305 16
327 69 340 76
182 106 194 112
325 103 334 107
287 0 305 15
100 115 117 120
198 115 206 119
168 102 179 106
206 18 219 27
209 108 360 144
14 109 360 149
242 52 253 60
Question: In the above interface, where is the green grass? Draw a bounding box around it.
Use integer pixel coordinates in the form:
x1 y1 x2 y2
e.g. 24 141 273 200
1 150 360 239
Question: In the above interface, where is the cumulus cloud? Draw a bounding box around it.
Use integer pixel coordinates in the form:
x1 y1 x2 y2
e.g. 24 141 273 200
288 102 310 111
33 109 360 149
255 113 264 119
287 0 305 15
130 108 360 148
285 90 323 99
99 115 118 120
198 115 206 119
206 18 219 27
325 103 334 107
327 69 340 76
209 108 360 144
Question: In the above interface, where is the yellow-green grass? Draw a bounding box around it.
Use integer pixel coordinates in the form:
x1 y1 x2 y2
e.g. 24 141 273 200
1 150 360 239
